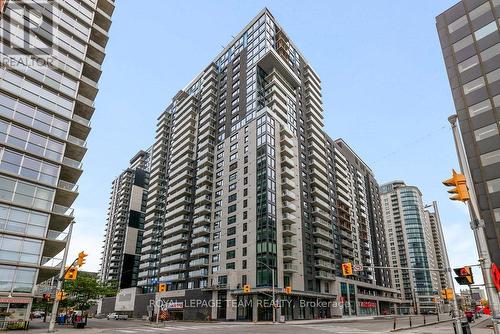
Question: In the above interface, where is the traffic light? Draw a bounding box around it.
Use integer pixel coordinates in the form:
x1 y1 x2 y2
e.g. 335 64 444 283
341 263 353 276
77 251 88 267
158 283 167 292
56 291 67 301
441 288 454 300
443 169 470 202
284 286 292 294
454 266 474 285
64 266 78 280
243 284 251 293
492 263 500 292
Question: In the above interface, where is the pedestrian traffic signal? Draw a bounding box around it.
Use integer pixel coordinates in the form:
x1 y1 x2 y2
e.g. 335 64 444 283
56 291 68 301
243 284 251 293
342 262 353 276
442 169 470 202
284 286 292 294
64 266 78 280
441 288 454 300
454 266 474 285
77 251 88 267
158 283 167 292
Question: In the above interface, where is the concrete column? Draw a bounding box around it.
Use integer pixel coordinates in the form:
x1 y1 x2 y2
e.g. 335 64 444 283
211 291 217 320
252 295 258 322
226 291 237 320
376 300 380 316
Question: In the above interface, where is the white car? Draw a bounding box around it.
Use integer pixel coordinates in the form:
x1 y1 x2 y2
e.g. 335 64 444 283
106 313 118 320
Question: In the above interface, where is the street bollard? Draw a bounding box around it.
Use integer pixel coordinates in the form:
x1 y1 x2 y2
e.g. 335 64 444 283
437 312 440 322
393 317 396 330
424 315 426 325
409 316 412 327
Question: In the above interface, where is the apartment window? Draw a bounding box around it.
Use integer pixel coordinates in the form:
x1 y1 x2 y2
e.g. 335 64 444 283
244 188 248 196
227 238 236 247
243 222 247 231
229 183 236 191
227 250 236 259
474 21 497 41
226 262 235 269
228 204 236 213
0 265 36 293
227 226 236 236
0 235 42 265
469 99 492 117
487 178 500 193
463 76 485 94
243 211 248 220
228 215 236 225
458 55 479 73
244 156 248 163
474 123 499 141
469 3 490 21
212 266 220 273
230 133 238 142
481 43 500 62
229 162 238 171
230 143 237 151
229 172 237 181
244 136 248 143
481 149 500 166
243 235 247 243
228 194 237 203
487 68 500 84
212 254 220 262
494 208 500 222
243 199 248 208
453 35 473 52
0 175 54 211
0 148 59 186
212 243 220 251
244 177 248 185
244 166 248 174
242 260 247 269
230 153 237 161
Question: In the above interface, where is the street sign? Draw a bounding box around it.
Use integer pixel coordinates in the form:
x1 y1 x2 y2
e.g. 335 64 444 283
353 264 363 272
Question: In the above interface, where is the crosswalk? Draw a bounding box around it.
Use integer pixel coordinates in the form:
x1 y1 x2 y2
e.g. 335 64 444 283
295 325 388 333
111 324 253 333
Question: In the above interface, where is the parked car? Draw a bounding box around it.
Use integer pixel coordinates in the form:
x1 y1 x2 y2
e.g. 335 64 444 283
107 313 128 320
107 313 118 320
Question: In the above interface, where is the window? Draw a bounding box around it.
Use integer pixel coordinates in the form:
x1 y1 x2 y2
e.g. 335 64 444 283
481 43 500 62
229 183 236 191
228 194 237 203
487 178 500 193
230 143 237 151
230 133 238 142
469 2 490 21
212 243 220 251
228 215 236 225
226 250 236 259
480 149 500 166
227 238 236 247
458 55 479 73
453 35 473 52
243 247 247 256
226 262 235 269
469 99 492 117
243 235 247 243
474 123 499 141
243 222 247 231
229 172 237 181
494 208 500 222
474 21 497 41
244 188 248 196
243 199 248 208
230 153 237 161
212 266 220 273
244 177 248 185
243 211 248 219
212 254 220 262
227 226 236 236
463 76 485 94
228 204 236 213
243 260 247 269
487 68 500 84
448 15 467 33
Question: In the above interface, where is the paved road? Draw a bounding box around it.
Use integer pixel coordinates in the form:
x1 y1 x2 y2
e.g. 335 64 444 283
28 316 493 334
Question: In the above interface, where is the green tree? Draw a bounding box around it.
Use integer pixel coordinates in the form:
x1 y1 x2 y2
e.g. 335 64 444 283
61 272 118 310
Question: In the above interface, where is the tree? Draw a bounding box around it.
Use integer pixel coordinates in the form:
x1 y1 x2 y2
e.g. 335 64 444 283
61 272 118 310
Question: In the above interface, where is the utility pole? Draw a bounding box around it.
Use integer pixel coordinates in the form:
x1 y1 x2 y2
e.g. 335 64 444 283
48 222 74 333
429 200 463 332
449 115 500 334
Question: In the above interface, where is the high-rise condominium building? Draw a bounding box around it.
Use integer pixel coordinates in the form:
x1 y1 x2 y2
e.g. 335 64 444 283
380 181 441 315
0 0 113 320
136 8 400 321
100 149 151 289
437 0 500 265
424 201 453 295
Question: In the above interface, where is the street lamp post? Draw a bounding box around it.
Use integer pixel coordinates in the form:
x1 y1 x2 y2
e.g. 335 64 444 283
256 260 276 324
448 115 500 334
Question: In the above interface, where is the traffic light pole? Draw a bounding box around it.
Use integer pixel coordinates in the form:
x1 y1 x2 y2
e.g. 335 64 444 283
48 221 74 333
449 115 500 334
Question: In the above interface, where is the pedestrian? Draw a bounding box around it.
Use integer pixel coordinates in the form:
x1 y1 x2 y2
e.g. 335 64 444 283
465 310 473 323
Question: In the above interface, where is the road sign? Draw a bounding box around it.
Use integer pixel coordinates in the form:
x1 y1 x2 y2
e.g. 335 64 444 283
353 264 363 272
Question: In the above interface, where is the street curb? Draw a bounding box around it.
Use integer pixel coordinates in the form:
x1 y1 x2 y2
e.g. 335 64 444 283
390 319 453 332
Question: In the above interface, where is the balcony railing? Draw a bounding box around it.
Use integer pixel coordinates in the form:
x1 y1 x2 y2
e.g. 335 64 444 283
52 204 74 217
40 256 63 268
62 157 83 170
57 180 78 192
46 230 69 242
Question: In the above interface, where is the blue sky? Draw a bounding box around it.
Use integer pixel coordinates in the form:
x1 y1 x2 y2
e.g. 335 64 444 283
71 0 481 287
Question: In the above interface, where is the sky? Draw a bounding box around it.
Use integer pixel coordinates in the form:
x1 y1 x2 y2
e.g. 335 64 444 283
69 0 483 289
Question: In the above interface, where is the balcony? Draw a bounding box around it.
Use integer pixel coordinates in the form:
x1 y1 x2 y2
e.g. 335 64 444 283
160 273 186 282
192 226 210 237
314 249 335 260
282 225 297 236
281 167 295 179
282 202 296 213
282 190 296 201
315 270 336 281
189 269 208 278
55 180 79 208
313 227 333 240
191 236 210 246
189 258 209 267
282 213 296 224
283 263 298 273
282 237 296 248
190 247 209 257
